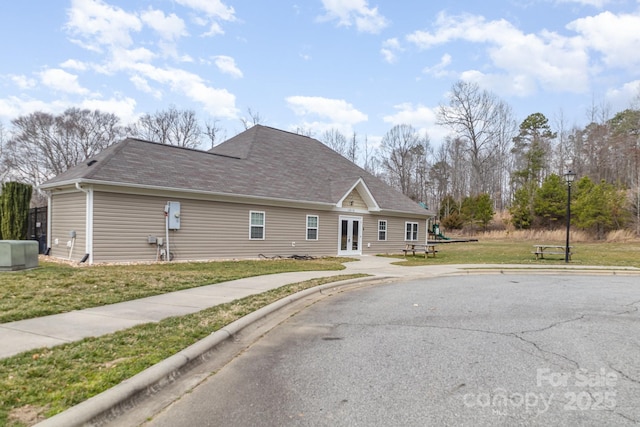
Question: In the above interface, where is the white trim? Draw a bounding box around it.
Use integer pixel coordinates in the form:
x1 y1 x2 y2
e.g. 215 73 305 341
75 183 94 264
40 179 337 210
337 215 363 256
249 210 265 240
405 221 419 241
46 193 52 250
41 180 434 218
336 178 380 211
378 219 387 241
306 214 319 241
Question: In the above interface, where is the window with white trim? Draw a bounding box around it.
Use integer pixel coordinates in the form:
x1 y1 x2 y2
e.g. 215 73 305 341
405 222 418 241
250 211 265 239
378 220 387 241
306 215 319 240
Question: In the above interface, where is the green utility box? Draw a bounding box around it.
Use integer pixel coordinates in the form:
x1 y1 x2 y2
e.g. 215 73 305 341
0 240 39 271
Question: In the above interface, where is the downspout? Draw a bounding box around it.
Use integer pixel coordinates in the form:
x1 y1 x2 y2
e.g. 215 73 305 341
46 192 52 254
75 183 93 264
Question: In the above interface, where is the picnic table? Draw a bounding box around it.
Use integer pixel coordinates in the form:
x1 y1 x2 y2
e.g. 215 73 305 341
532 244 572 260
403 243 439 258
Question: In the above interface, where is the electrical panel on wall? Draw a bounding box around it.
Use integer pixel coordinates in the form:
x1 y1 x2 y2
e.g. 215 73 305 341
167 201 181 230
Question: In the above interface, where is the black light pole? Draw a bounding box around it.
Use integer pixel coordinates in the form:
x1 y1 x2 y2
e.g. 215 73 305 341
564 170 576 263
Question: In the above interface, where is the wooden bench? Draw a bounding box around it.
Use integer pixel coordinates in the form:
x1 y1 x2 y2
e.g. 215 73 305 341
403 243 439 258
532 244 572 260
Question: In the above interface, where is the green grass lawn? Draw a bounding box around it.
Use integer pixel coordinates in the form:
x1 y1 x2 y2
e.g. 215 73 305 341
1 240 639 426
0 257 351 323
395 240 640 268
0 274 365 427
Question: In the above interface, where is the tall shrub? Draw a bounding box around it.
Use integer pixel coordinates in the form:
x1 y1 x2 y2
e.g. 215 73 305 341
0 182 33 240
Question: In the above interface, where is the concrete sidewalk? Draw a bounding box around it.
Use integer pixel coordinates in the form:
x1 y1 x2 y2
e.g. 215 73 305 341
3 256 639 360
0 256 401 359
5 257 640 427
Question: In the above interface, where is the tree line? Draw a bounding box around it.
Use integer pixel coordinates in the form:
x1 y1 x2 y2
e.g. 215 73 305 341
1 80 639 237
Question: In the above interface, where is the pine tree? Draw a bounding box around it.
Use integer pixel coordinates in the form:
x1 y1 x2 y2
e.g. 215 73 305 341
534 174 566 229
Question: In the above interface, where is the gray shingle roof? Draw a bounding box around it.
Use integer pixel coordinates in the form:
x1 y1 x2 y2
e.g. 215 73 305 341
41 125 431 216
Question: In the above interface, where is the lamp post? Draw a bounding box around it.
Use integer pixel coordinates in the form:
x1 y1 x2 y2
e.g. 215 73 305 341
564 170 576 263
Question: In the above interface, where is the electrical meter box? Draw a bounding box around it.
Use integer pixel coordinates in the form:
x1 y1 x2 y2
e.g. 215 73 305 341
166 201 181 230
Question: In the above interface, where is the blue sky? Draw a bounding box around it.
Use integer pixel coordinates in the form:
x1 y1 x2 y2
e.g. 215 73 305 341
1 0 640 148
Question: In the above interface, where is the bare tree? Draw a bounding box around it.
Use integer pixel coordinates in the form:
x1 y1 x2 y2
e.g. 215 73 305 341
130 106 202 148
293 126 314 137
320 129 347 156
552 109 573 175
437 80 514 195
240 108 264 130
0 122 8 183
442 136 470 203
360 134 381 175
203 119 226 149
4 108 124 187
379 124 429 199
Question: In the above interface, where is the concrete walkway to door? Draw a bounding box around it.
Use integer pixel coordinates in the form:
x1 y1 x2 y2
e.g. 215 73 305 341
2 256 640 360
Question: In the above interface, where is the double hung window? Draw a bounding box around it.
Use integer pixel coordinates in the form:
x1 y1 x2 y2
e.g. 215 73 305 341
405 222 418 241
250 211 265 239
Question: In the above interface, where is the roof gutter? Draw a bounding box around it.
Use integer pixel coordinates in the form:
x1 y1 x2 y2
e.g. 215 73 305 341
46 179 337 209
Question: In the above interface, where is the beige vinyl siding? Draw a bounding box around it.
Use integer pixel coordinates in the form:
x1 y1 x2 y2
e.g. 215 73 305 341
88 190 430 262
92 191 340 262
344 189 367 210
50 191 86 261
92 192 165 262
361 216 425 255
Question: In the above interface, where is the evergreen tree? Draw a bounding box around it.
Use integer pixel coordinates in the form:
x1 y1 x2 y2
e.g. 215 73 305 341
534 174 566 229
0 182 33 240
572 177 629 239
439 195 463 230
460 193 494 230
509 186 534 229
475 193 494 230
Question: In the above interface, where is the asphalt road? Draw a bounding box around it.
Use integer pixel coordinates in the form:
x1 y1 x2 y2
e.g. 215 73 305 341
145 274 640 426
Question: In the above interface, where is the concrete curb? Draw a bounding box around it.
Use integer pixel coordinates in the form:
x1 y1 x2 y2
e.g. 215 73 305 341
31 264 640 426
34 276 386 427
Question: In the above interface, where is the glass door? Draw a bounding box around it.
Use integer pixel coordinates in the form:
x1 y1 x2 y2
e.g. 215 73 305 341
338 216 362 255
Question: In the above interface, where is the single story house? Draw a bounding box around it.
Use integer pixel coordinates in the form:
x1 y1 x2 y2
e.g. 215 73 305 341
39 125 434 264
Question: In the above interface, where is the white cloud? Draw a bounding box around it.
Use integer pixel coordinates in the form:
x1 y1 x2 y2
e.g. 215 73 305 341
131 63 238 118
319 0 388 34
567 11 640 68
38 68 89 95
80 96 138 123
286 95 368 124
60 59 88 71
99 47 156 74
406 12 591 95
285 95 368 137
605 80 640 110
556 0 610 7
214 56 243 78
65 0 142 50
9 75 37 90
175 0 235 36
460 69 538 97
175 0 235 21
382 102 447 142
381 38 402 64
140 8 187 41
0 96 68 120
130 75 162 99
422 53 453 77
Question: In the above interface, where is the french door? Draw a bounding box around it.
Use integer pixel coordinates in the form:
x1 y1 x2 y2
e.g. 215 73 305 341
338 216 362 256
